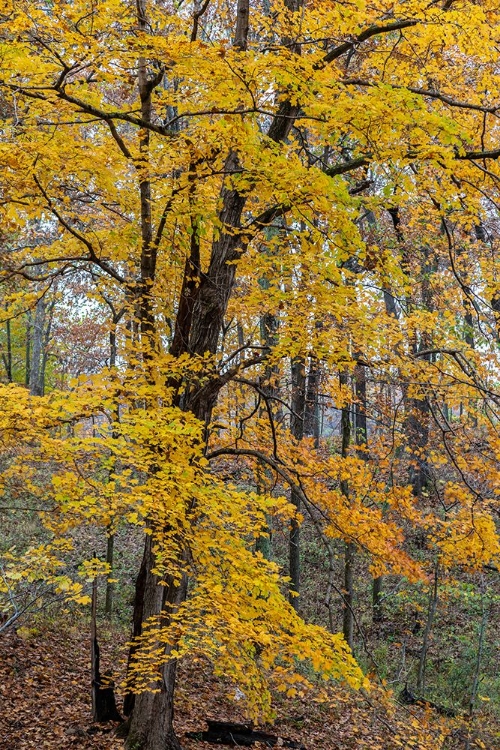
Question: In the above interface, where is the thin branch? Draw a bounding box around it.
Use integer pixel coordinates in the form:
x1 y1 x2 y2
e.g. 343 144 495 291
342 78 500 115
32 175 126 284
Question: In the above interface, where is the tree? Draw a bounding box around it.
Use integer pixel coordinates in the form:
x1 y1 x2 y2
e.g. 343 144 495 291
2 1 500 749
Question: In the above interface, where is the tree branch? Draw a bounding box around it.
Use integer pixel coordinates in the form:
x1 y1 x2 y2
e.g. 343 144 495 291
323 20 418 64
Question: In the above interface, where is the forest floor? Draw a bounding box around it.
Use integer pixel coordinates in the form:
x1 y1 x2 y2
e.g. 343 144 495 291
0 620 496 750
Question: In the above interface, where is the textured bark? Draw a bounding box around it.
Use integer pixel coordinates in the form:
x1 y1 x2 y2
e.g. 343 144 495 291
463 299 474 348
125 537 187 750
354 363 367 451
123 535 156 718
234 0 250 50
406 243 435 495
170 219 201 358
126 155 247 750
126 661 182 750
353 362 383 625
188 153 246 360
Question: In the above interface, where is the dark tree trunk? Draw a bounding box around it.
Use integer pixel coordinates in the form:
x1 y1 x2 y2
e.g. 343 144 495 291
289 356 306 609
2 320 12 382
125 538 187 750
354 363 367 451
405 399 431 497
401 234 434 497
105 533 114 618
189 720 306 748
91 578 122 723
255 257 280 561
342 541 355 651
353 362 382 624
339 371 354 650
105 319 121 619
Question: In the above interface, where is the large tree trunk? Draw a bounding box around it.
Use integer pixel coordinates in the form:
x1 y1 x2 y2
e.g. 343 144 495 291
125 0 305 744
125 130 248 750
124 136 248 750
125 536 188 750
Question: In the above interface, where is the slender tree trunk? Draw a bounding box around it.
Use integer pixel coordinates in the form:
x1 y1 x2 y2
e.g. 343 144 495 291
255 234 279 561
372 576 383 625
91 577 98 722
304 354 320 445
125 537 187 750
125 5 178 742
464 300 474 348
289 356 305 609
105 534 114 618
342 542 355 651
469 576 488 716
123 535 150 718
105 321 121 619
376 264 405 616
40 298 55 395
340 370 354 650
354 363 367 450
417 564 439 694
29 294 46 396
25 310 31 387
126 60 248 750
353 362 382 627
2 317 13 382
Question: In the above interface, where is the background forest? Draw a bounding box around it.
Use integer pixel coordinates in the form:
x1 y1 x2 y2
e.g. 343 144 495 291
1 1 500 749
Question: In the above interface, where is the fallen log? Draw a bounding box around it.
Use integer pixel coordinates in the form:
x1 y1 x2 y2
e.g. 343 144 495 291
398 686 457 717
186 719 306 748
